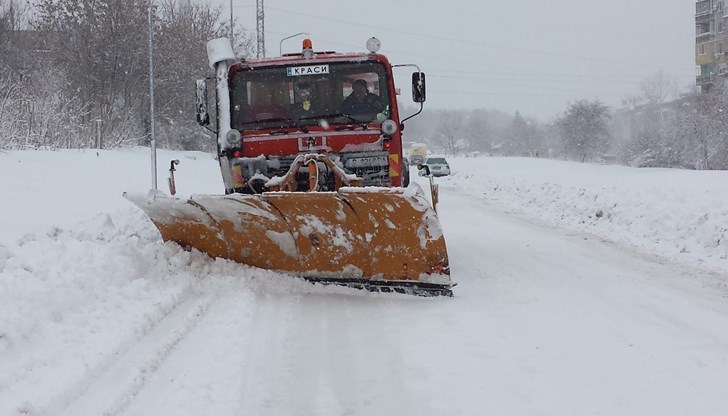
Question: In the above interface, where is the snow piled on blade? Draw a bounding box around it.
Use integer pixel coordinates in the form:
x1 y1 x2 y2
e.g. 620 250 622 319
298 214 355 250
265 230 298 258
417 209 444 249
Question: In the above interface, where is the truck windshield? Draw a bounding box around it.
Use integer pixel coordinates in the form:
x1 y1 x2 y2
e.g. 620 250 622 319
229 61 391 130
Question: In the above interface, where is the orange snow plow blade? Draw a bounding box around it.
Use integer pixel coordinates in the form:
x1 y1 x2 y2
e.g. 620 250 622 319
124 186 451 296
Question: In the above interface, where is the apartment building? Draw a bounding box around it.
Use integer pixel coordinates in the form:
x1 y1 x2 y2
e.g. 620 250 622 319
696 0 728 92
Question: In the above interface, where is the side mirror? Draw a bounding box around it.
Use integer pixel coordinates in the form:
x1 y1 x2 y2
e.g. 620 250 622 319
417 163 431 176
195 79 210 126
412 72 426 103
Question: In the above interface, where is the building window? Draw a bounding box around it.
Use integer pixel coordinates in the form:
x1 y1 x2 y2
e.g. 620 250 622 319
700 44 707 55
702 63 714 76
697 1 711 15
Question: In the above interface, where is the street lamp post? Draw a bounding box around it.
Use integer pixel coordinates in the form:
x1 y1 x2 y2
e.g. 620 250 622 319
147 0 158 190
279 32 310 56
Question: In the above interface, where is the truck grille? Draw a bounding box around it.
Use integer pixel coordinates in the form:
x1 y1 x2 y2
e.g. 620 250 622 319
234 150 391 191
341 151 390 187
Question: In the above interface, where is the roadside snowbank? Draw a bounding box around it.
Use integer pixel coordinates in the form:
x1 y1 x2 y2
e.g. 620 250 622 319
440 156 728 273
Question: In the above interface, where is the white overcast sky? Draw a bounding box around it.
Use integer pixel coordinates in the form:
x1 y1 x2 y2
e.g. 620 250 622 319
214 0 695 121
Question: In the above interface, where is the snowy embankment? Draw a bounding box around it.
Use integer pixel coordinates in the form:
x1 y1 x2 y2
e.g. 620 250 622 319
0 148 727 415
439 156 728 274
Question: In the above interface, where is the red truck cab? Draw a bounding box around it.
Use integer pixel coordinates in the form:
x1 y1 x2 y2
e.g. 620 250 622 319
198 38 426 194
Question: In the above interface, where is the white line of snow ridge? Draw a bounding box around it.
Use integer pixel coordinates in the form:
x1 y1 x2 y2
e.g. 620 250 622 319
55 292 216 416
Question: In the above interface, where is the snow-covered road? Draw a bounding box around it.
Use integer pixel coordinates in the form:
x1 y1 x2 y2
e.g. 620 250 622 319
59 185 728 415
2 150 728 415
440 190 728 415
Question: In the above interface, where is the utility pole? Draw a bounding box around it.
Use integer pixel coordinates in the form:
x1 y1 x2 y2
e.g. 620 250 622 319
230 0 234 46
256 0 265 58
147 0 158 189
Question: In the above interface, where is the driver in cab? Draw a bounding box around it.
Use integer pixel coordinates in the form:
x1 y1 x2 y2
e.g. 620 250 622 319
341 79 383 118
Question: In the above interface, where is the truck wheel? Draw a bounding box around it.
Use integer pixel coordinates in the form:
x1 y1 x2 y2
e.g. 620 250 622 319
402 160 410 187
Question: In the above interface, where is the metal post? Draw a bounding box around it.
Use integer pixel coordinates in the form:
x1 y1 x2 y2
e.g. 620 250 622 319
279 32 309 56
95 118 103 149
230 0 234 46
256 0 265 58
147 0 158 189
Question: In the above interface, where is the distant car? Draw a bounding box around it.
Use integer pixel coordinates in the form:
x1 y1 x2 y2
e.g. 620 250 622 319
419 156 451 177
410 155 425 165
409 143 428 165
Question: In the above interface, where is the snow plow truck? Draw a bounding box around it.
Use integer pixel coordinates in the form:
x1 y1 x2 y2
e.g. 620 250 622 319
125 37 452 297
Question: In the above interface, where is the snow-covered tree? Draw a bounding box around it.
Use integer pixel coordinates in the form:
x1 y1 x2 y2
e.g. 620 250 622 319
33 0 151 146
463 109 491 154
502 111 544 157
556 99 612 161
1 0 38 149
672 84 728 170
153 0 252 150
27 0 252 150
503 111 524 156
615 71 685 167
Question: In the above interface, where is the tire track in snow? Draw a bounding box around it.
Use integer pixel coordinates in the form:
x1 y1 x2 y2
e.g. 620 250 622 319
234 291 427 415
235 290 301 413
48 290 216 416
117 282 260 416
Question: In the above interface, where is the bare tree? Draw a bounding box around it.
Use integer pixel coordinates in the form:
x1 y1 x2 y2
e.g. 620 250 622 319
435 110 465 155
1 0 37 149
34 0 152 145
556 99 612 161
640 70 678 106
154 0 253 150
30 0 250 150
673 84 728 170
623 70 678 108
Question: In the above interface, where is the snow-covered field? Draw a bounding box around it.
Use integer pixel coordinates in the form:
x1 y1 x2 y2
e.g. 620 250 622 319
1 148 727 415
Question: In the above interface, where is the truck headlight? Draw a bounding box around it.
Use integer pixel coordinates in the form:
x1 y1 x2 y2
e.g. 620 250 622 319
225 129 241 147
381 119 398 135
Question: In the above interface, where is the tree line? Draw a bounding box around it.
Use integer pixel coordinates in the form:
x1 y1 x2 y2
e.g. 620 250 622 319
406 71 728 170
1 0 252 151
2 0 728 170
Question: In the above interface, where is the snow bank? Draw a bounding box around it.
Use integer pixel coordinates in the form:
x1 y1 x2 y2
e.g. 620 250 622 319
439 156 728 273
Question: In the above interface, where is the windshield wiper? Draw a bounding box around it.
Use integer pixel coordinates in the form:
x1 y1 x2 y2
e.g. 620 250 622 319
241 117 313 134
240 117 296 126
298 113 360 124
